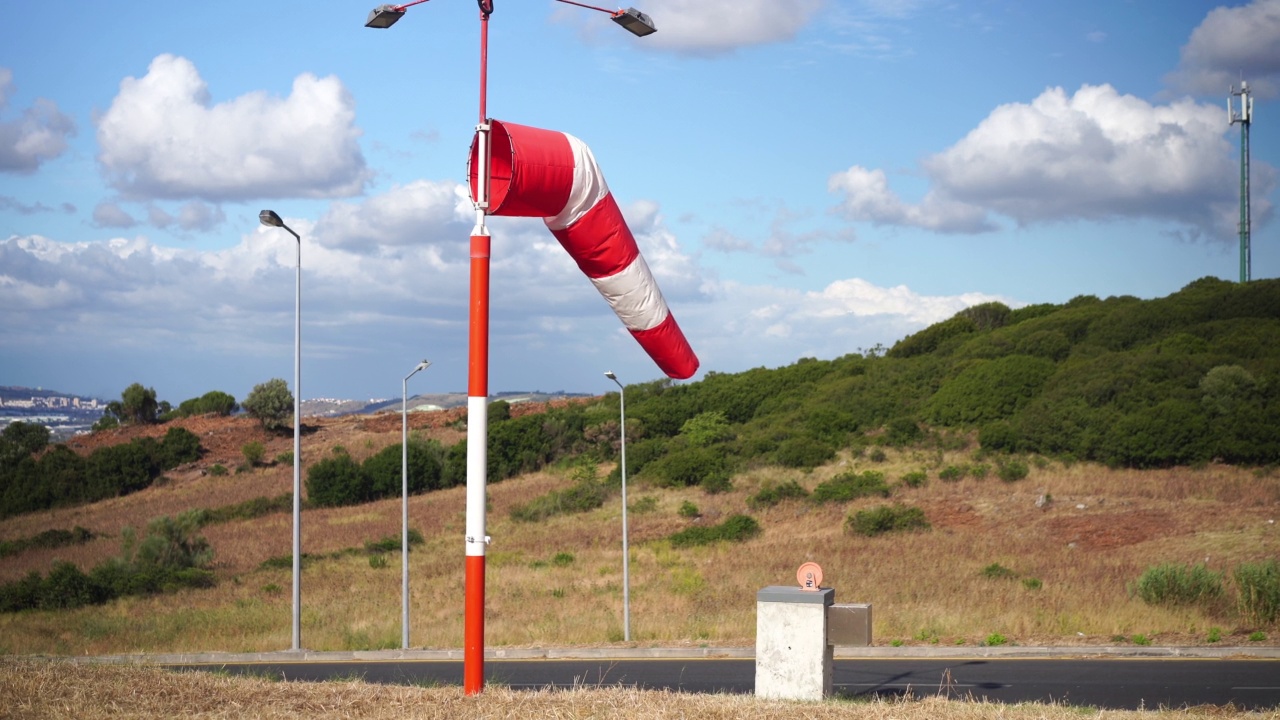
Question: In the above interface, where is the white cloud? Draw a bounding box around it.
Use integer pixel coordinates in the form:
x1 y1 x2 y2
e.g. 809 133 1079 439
0 187 1001 399
561 0 826 55
828 166 996 233
1165 0 1280 98
96 55 370 202
92 202 137 228
0 68 76 174
831 84 1275 240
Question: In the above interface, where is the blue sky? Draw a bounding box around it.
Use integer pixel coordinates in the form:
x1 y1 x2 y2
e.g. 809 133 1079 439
2 0 1278 404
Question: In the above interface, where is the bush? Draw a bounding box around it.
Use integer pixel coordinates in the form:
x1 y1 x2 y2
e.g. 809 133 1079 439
700 471 733 494
845 504 930 537
678 500 700 518
510 478 606 523
642 446 726 488
938 465 967 482
979 421 1019 453
305 451 369 507
747 480 809 510
981 562 1017 580
900 470 927 488
885 417 923 447
241 441 266 467
774 435 836 469
997 459 1029 482
1133 563 1224 608
668 514 761 547
1235 559 1280 626
363 439 447 498
242 378 294 432
811 471 889 504
161 427 201 468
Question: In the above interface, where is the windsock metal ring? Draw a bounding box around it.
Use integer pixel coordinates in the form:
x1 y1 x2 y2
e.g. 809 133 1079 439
469 119 699 380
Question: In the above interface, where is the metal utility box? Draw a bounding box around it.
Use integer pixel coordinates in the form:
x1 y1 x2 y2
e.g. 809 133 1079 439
827 603 872 647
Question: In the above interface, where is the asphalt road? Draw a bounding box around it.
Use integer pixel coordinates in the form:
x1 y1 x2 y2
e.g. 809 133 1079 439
167 657 1280 710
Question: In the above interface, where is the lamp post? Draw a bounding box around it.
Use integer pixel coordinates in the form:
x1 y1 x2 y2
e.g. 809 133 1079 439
258 209 303 652
402 359 431 649
604 371 629 642
366 0 655 694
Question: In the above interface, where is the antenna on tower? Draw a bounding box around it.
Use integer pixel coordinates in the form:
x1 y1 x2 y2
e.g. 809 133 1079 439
1229 80 1253 283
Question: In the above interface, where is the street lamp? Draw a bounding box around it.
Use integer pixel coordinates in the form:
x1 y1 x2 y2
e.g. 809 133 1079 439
402 359 431 649
366 0 655 694
258 209 303 652
604 370 629 642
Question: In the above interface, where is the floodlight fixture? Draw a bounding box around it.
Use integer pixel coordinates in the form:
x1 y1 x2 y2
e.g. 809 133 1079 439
366 3 406 28
611 7 656 36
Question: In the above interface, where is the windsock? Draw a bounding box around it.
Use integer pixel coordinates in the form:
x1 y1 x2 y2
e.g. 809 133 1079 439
469 119 699 380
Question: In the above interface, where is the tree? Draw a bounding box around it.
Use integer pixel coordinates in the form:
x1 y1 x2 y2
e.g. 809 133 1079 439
120 383 161 425
242 378 294 432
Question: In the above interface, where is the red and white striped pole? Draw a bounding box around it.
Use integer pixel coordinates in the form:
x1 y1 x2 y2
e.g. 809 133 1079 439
463 0 493 697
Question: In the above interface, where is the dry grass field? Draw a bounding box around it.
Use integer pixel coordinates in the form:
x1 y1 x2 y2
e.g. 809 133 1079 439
3 659 1278 720
1 408 1278 656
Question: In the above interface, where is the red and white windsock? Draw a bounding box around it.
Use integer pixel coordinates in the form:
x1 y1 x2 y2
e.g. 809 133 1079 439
469 119 699 380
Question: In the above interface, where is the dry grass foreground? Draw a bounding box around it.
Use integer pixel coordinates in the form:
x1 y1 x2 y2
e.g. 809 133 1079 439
2 660 1275 720
1 408 1278 654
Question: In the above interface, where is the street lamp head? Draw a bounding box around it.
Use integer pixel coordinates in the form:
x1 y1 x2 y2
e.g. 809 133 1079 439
366 4 406 28
259 209 285 228
604 371 617 381
415 359 431 372
611 7 656 37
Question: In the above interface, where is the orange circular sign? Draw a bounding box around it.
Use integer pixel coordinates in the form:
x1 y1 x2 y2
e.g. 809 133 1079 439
796 562 823 591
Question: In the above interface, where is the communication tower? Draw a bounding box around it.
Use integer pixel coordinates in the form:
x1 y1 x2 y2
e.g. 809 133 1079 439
1229 81 1253 283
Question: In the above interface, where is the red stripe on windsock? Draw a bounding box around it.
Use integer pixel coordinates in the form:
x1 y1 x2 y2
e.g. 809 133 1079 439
470 119 699 380
549 192 639 280
632 314 698 380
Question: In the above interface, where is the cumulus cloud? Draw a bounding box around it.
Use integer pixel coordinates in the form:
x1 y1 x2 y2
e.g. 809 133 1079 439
831 84 1274 240
0 68 76 174
0 183 1001 399
96 54 370 202
828 166 996 233
1165 0 1280 98
560 0 825 55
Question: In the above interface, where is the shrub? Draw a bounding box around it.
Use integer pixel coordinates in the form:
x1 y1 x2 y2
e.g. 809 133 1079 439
242 378 294 432
774 435 836 469
900 470 927 488
241 441 266 467
305 451 369 508
811 471 889 504
979 421 1019 452
364 529 425 554
939 465 966 482
983 632 1008 647
845 504 930 537
1133 563 1224 608
629 495 658 514
642 446 726 488
868 448 887 463
981 563 1017 580
363 439 447 498
201 494 292 525
1234 559 1280 626
747 480 809 510
0 526 94 559
552 552 575 567
884 417 922 447
160 427 201 468
997 459 1029 483
700 471 733 494
677 501 700 518
1022 578 1043 590
668 514 761 547
208 464 228 476
510 478 606 523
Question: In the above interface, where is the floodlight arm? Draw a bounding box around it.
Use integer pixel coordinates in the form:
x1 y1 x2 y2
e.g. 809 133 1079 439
555 1 656 35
